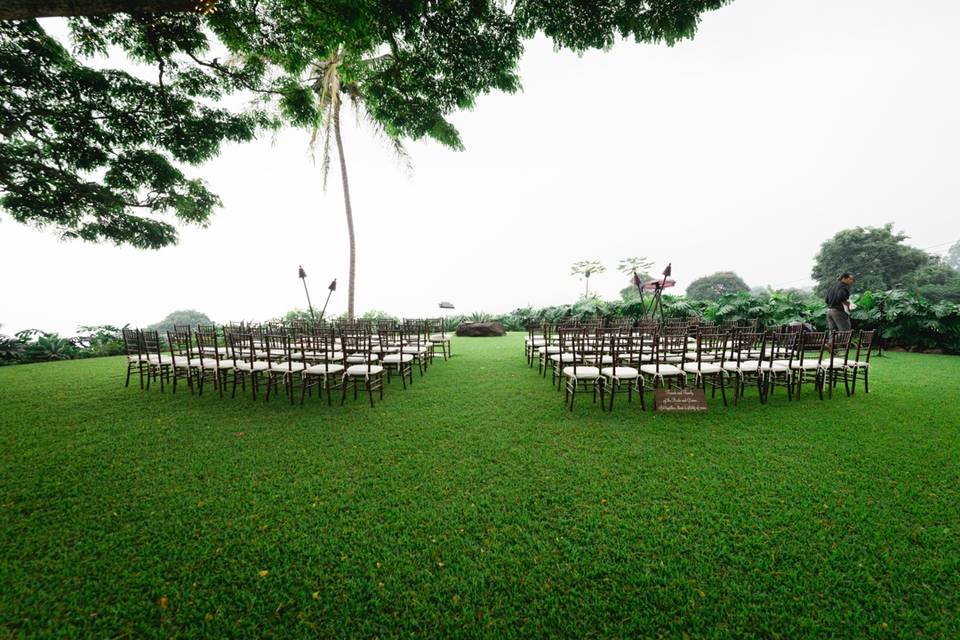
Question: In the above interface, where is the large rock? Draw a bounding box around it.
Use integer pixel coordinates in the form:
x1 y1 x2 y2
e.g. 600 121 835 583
456 321 506 337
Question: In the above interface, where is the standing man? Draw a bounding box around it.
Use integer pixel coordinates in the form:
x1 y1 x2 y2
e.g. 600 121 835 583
825 273 855 334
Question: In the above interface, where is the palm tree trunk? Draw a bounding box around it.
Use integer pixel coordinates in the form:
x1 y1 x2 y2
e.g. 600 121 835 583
585 277 589 297
332 99 356 319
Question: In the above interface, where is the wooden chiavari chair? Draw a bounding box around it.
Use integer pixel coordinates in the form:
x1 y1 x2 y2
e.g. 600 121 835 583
848 330 875 394
340 328 384 407
603 332 643 411
196 330 233 398
228 331 267 400
640 328 686 390
380 325 415 388
263 333 303 403
821 330 854 399
122 328 146 388
562 329 605 411
721 331 766 404
761 331 798 403
683 330 729 405
300 329 345 405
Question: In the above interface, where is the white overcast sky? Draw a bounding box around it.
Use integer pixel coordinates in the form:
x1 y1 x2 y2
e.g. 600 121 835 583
2 0 959 335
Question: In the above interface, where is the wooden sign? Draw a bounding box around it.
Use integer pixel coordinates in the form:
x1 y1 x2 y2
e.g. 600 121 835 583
654 388 708 412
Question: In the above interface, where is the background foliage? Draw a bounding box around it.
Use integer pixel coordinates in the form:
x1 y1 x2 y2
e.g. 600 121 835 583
488 289 960 354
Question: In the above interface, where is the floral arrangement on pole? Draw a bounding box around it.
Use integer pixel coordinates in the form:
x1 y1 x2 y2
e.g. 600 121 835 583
571 260 606 299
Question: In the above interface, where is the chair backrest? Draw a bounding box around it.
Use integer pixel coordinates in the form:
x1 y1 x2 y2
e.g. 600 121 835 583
797 331 827 366
141 330 163 360
694 331 728 367
607 332 635 376
853 330 875 364
340 328 375 373
562 329 591 376
729 331 766 365
825 330 854 368
766 331 799 367
167 330 196 365
122 328 141 358
228 332 255 365
264 334 292 371
195 330 220 367
654 331 686 372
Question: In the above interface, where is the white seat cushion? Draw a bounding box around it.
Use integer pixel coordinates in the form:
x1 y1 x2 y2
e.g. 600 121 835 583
550 353 576 363
640 364 683 376
723 361 760 372
345 364 384 376
304 363 344 375
760 362 789 372
382 353 414 364
270 362 306 373
682 362 723 374
346 354 378 363
583 355 614 365
429 334 451 342
819 360 849 370
848 361 870 368
775 359 820 370
563 366 601 379
539 346 561 354
148 354 190 366
202 360 233 369
601 366 639 379
234 360 269 371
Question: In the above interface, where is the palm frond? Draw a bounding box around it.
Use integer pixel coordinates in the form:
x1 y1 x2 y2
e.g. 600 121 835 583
345 83 413 176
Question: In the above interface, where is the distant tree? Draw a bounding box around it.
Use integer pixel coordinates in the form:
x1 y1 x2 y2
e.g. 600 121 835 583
811 224 932 295
146 309 212 333
946 240 960 271
902 260 960 303
571 260 606 298
686 271 749 301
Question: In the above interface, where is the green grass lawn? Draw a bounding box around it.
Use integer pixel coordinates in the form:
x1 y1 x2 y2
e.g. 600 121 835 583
1 333 958 638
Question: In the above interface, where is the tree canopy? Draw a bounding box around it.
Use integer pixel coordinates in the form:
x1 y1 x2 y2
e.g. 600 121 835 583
146 308 213 333
685 271 749 301
946 240 960 271
811 224 932 295
1 1 730 248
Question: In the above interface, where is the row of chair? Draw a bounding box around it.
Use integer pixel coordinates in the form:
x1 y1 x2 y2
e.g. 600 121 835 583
525 321 874 411
122 319 453 407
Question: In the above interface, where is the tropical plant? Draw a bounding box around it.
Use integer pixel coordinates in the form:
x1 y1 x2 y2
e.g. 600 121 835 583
20 333 79 362
469 311 493 323
0 326 25 364
74 325 125 357
570 260 606 298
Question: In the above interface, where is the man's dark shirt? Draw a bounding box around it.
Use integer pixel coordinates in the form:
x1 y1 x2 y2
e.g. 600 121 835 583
825 282 850 312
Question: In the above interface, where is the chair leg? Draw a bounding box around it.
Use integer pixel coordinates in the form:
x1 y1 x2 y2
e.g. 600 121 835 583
719 373 727 407
367 380 375 408
864 369 869 394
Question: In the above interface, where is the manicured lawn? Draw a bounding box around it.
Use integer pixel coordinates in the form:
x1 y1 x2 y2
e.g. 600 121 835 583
0 333 958 638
